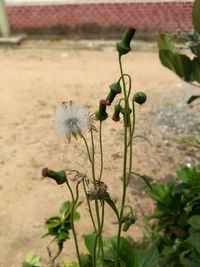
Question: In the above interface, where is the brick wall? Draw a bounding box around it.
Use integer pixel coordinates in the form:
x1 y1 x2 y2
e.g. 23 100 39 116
6 1 193 36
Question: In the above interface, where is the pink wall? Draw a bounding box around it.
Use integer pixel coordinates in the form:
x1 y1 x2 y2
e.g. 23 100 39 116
6 2 193 35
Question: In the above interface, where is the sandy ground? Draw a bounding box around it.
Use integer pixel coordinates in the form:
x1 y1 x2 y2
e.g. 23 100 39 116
0 41 199 267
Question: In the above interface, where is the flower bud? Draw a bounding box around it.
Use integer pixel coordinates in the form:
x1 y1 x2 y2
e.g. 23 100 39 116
42 168 66 185
112 104 122 122
96 99 108 121
106 82 122 105
133 92 147 105
117 27 136 56
122 214 136 232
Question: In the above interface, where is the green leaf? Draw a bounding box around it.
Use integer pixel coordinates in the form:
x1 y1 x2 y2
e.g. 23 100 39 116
79 254 92 267
22 251 43 267
187 232 200 252
104 193 119 220
45 217 61 229
187 95 200 104
193 0 200 34
135 246 159 267
176 165 200 185
60 201 72 218
111 236 136 267
84 233 98 254
55 230 69 244
159 50 194 82
188 215 200 230
157 33 177 53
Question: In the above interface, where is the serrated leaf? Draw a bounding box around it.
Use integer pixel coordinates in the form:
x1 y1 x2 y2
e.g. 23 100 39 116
193 0 200 34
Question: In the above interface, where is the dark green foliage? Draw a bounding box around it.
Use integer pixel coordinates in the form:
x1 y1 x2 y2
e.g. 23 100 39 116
80 235 159 267
145 163 200 266
43 201 81 245
157 0 200 103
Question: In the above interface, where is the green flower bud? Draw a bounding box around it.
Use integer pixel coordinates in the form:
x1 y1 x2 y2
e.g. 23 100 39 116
122 214 136 232
106 82 122 105
112 104 122 122
42 168 66 185
133 92 147 105
117 27 136 56
96 99 108 121
123 213 136 232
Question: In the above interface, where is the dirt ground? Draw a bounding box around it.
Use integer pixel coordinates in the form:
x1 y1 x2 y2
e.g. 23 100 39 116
0 40 199 267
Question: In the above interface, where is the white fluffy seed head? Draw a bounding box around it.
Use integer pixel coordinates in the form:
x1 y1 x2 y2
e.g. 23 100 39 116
54 101 94 141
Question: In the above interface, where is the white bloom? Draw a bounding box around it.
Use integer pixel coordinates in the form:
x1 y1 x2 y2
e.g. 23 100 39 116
54 101 95 142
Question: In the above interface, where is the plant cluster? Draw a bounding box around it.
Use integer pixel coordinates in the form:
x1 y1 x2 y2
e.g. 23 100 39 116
140 163 200 267
23 28 159 267
157 0 200 103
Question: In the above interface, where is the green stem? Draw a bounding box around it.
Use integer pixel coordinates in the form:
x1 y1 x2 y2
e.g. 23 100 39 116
115 55 131 267
81 135 92 163
93 201 105 267
118 73 132 98
82 179 97 232
99 121 104 181
90 130 105 267
126 102 135 186
127 102 135 148
65 180 81 267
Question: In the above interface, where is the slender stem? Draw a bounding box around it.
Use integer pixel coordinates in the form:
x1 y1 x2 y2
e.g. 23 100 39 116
100 201 105 267
118 74 132 98
90 130 105 267
81 135 92 163
82 179 97 232
127 101 135 148
93 201 105 267
115 55 130 267
126 103 135 186
65 180 81 266
99 121 104 181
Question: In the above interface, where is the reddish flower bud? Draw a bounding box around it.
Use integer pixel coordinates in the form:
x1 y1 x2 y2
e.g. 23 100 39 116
96 99 108 121
42 167 49 177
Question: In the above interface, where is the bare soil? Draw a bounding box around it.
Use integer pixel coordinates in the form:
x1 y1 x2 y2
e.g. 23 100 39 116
0 40 199 267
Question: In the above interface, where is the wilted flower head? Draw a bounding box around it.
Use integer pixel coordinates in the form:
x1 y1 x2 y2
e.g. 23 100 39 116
54 101 95 142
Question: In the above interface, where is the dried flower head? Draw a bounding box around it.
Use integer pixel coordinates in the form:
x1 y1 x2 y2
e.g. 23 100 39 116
54 101 95 142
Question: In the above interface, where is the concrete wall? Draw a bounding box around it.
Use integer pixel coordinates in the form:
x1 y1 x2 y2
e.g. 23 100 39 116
4 0 194 36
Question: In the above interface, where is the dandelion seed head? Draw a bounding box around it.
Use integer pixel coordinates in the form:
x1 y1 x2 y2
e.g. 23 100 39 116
54 101 94 141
